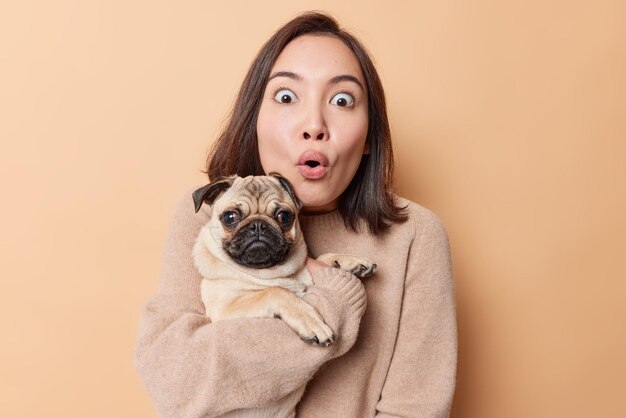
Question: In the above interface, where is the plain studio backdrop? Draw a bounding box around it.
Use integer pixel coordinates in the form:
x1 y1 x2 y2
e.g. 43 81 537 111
1 1 625 417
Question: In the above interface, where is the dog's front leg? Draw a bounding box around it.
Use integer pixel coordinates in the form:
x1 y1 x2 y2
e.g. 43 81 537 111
220 288 335 346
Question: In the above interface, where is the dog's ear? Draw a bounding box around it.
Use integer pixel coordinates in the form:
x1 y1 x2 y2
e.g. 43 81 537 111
192 176 236 213
268 172 302 210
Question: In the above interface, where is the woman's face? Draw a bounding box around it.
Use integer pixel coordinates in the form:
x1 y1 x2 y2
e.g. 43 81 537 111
256 35 369 213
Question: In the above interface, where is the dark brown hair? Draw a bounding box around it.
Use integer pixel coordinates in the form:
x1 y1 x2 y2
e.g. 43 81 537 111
205 11 407 235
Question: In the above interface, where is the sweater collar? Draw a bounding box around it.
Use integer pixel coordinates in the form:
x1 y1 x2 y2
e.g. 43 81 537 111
298 209 346 233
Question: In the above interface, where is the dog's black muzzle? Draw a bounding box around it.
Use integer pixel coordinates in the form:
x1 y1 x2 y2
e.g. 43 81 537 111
224 220 292 268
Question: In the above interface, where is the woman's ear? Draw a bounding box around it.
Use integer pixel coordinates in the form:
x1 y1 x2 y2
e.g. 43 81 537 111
363 142 370 155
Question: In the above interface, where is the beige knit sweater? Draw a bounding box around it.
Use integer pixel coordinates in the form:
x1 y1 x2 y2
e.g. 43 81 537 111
134 188 457 418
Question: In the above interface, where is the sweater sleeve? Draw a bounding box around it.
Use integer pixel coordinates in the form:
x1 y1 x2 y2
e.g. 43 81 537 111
375 208 457 418
133 189 366 418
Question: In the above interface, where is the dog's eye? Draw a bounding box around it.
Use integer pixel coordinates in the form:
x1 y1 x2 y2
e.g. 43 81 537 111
222 211 240 226
275 210 293 226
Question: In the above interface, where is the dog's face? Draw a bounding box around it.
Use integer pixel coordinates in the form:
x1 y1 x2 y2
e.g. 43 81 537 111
193 174 305 272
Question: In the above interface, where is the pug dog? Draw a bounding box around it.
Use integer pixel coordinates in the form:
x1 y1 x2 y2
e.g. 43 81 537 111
191 173 376 418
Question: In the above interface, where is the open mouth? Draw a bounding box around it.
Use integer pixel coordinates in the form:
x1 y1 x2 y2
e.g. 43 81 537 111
297 151 329 179
297 151 329 167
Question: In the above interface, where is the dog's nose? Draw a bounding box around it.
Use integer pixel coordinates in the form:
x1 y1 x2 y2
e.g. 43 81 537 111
248 220 267 235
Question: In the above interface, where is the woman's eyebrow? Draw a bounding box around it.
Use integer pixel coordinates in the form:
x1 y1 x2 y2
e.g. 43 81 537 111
268 71 301 82
329 74 364 92
268 71 364 92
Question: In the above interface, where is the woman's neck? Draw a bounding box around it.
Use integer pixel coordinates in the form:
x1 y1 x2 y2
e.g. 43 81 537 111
300 199 338 215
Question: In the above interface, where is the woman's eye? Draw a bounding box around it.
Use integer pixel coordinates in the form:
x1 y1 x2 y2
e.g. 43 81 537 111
222 211 240 226
330 92 355 107
273 89 297 104
275 210 293 225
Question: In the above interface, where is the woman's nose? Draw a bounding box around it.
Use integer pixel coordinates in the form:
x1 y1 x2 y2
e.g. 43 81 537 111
301 106 328 141
303 130 325 140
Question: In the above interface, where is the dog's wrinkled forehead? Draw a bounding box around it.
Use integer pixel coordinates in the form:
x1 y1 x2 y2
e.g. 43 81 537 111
213 176 295 216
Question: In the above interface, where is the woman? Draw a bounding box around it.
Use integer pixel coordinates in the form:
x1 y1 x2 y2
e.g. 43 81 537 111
135 12 457 418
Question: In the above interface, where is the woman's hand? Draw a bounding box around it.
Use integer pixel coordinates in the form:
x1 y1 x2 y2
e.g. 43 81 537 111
306 257 329 277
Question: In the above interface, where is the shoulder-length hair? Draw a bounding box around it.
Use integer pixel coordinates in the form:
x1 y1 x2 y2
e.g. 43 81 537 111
205 11 407 235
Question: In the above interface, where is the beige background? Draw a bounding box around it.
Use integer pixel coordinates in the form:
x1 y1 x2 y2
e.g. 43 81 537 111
1 1 625 417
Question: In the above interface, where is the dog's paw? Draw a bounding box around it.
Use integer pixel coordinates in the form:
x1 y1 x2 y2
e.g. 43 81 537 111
346 260 377 278
318 254 377 278
301 334 335 347
281 301 335 346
